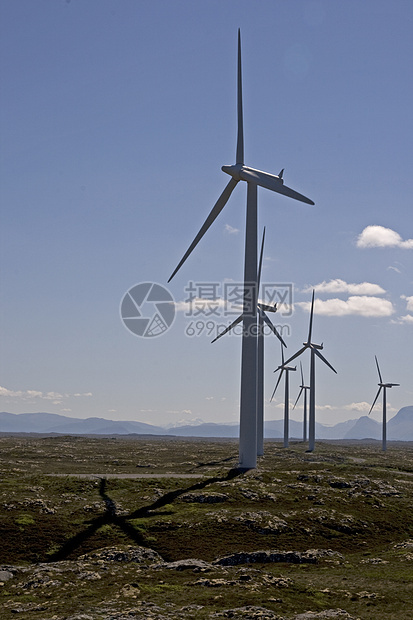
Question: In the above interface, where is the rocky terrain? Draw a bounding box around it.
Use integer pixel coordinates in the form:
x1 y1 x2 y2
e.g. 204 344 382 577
0 436 412 618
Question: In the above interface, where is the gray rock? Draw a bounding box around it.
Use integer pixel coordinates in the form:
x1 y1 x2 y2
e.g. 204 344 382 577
79 544 163 564
329 478 352 489
212 605 285 618
234 511 289 534
153 558 213 572
193 577 238 587
0 569 14 582
213 550 318 566
394 539 413 549
293 610 356 619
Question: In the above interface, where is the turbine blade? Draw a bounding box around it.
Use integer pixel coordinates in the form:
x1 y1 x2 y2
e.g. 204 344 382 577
300 360 304 385
369 387 382 414
313 347 337 374
257 227 266 289
284 345 307 366
168 178 238 282
270 369 284 401
308 290 315 343
278 182 315 205
211 313 243 343
293 387 304 410
236 29 244 165
261 311 286 347
238 168 314 205
375 355 383 383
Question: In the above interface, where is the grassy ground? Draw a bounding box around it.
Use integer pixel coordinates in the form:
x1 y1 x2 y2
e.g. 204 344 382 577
0 435 412 619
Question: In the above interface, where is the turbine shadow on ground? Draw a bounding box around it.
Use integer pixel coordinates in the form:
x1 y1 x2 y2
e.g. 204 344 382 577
191 455 236 470
49 468 243 562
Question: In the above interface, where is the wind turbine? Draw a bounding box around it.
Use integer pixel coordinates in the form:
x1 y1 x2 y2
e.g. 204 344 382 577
211 227 286 457
271 342 296 448
369 355 399 451
283 290 336 452
293 361 310 443
168 30 314 469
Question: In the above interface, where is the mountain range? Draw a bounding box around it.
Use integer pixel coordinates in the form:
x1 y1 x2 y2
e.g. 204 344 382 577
1 406 413 441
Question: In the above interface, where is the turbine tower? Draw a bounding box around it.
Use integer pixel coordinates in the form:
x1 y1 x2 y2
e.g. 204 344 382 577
283 290 336 452
369 355 399 451
211 227 286 457
271 342 296 448
168 31 314 469
293 361 310 442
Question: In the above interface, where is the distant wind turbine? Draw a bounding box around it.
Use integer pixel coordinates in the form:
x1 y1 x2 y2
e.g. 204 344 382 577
369 355 399 451
283 290 337 452
168 30 314 469
271 342 296 448
211 227 286 457
293 361 310 443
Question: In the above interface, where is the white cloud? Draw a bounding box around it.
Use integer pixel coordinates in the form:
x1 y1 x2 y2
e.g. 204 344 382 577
297 296 395 317
357 225 413 249
304 279 385 296
269 401 337 412
315 404 335 411
388 265 401 274
26 390 44 398
401 295 413 312
0 387 23 398
44 391 64 401
0 387 92 402
396 314 413 324
225 224 239 234
344 402 373 412
391 297 413 324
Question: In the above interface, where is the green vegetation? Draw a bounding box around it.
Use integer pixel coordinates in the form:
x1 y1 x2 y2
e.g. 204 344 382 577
0 435 412 618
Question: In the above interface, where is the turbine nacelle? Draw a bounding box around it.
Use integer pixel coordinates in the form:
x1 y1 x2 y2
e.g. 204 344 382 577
221 163 243 180
274 364 296 373
222 164 314 205
222 163 283 184
368 356 400 416
305 342 323 350
258 302 277 313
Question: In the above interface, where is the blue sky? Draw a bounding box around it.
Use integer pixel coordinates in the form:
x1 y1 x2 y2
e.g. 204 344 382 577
1 0 412 428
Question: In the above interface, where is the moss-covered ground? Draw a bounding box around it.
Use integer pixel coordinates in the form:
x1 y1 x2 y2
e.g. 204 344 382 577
0 435 412 618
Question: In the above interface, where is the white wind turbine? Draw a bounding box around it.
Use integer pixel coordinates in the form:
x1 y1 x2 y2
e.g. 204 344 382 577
211 227 286 457
293 361 310 443
271 342 296 448
283 290 336 452
369 355 399 452
168 30 314 469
